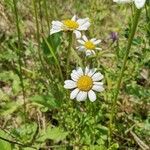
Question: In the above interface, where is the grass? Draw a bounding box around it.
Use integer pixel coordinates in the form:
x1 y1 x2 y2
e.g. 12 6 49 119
0 0 150 150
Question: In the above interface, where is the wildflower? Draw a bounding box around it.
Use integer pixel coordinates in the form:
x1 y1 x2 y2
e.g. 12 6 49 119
77 35 102 56
113 0 146 9
64 67 104 102
50 15 90 38
109 32 119 42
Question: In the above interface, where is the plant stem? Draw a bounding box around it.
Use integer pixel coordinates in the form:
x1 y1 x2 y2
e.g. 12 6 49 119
66 32 73 78
0 136 36 149
13 0 26 119
32 0 42 62
43 37 64 83
38 0 44 34
43 0 50 32
109 8 142 145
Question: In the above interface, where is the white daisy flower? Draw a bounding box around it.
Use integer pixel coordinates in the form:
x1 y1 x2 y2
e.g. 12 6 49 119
64 67 104 102
50 15 90 38
113 0 146 9
77 35 102 56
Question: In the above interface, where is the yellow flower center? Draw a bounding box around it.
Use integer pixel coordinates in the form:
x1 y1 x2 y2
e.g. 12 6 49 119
77 75 93 91
63 20 79 30
84 41 95 50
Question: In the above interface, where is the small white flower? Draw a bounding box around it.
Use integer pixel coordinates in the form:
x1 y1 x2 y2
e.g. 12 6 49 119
50 15 90 38
134 0 146 9
113 0 146 9
64 67 104 102
77 35 102 56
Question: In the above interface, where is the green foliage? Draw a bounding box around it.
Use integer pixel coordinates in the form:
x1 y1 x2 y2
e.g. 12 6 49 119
42 32 62 63
0 0 150 150
0 130 11 150
0 101 21 116
11 122 38 144
36 126 68 143
30 93 60 111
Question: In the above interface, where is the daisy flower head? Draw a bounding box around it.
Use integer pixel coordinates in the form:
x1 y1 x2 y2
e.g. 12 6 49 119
113 0 146 9
64 67 104 102
50 15 90 38
77 35 102 56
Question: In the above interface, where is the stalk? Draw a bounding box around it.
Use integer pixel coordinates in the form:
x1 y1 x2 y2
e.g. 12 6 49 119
13 0 26 119
43 0 50 31
109 8 142 145
32 0 42 62
43 37 64 83
66 32 73 78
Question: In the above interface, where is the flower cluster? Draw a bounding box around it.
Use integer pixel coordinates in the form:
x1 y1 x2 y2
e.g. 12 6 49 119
49 0 145 102
50 15 102 57
50 15 104 102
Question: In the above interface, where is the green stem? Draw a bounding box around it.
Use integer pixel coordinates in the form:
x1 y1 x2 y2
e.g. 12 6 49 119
43 37 64 83
109 8 142 145
66 32 73 78
43 0 50 32
13 0 26 119
38 0 44 34
32 0 43 63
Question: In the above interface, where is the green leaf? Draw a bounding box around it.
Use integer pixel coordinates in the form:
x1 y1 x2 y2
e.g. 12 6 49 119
0 102 21 116
89 145 107 150
30 94 59 110
0 71 21 94
0 130 11 150
11 123 38 144
42 32 62 57
37 127 68 143
108 143 119 150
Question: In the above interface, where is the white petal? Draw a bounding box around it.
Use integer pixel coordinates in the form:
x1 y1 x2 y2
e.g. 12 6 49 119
86 50 95 56
95 47 102 51
77 39 85 45
113 0 133 3
91 50 96 55
70 88 79 99
93 82 103 85
90 38 97 42
92 72 104 81
93 39 101 45
51 21 63 27
77 18 90 30
71 15 76 21
86 50 92 56
85 67 90 75
71 72 79 81
88 68 97 77
50 29 62 35
72 70 81 77
76 67 84 76
64 80 77 89
134 0 146 9
82 35 88 42
92 85 104 92
88 90 96 102
77 46 85 51
52 25 62 30
76 91 87 101
73 30 81 39
77 18 89 25
78 22 91 30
